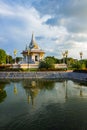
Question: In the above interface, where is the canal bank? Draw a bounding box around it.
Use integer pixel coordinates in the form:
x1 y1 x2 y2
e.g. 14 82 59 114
0 71 87 81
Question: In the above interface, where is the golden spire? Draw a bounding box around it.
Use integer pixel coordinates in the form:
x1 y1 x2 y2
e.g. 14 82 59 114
29 32 39 49
32 31 34 41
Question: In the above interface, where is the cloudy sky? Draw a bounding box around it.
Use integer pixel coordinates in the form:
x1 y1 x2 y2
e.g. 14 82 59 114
0 0 87 59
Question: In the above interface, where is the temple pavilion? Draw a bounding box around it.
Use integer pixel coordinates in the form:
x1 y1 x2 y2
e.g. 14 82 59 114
21 33 45 66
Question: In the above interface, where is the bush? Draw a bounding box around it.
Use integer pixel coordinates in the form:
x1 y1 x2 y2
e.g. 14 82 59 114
39 60 55 69
71 61 81 69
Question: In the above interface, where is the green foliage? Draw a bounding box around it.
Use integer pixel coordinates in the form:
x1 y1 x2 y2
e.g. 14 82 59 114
16 57 22 63
82 60 87 68
71 59 87 70
71 61 81 69
39 60 48 69
45 56 59 63
45 57 55 68
0 49 7 64
39 56 55 69
81 63 86 69
0 90 7 103
12 57 22 64
0 83 7 103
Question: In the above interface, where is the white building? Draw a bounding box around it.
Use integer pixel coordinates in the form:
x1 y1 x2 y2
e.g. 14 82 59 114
20 33 45 68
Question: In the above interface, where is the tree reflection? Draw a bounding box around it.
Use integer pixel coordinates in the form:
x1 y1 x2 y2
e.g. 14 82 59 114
13 83 18 95
36 80 55 90
30 88 39 105
63 80 68 100
74 82 87 97
25 83 39 106
0 83 7 103
23 80 38 105
23 79 55 91
0 89 7 103
23 79 87 106
80 86 83 97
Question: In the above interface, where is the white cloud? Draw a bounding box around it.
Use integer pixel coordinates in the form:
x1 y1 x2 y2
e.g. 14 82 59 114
0 0 87 59
0 1 15 16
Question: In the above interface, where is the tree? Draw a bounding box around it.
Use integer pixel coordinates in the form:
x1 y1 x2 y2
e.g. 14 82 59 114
12 57 22 63
0 49 7 64
71 61 81 69
83 60 87 68
15 57 22 63
39 56 55 69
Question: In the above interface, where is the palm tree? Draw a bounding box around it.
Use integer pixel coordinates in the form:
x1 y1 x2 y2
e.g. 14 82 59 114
79 52 83 69
65 50 68 58
79 52 83 60
62 52 65 63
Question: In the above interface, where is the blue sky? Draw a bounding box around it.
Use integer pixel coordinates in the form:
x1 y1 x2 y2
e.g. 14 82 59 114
0 0 87 59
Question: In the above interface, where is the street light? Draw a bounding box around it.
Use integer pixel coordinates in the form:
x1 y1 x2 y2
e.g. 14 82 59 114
14 49 17 64
27 49 30 70
79 52 83 68
65 50 68 64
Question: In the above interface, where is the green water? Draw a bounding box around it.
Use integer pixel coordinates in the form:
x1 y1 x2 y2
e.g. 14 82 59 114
0 79 87 130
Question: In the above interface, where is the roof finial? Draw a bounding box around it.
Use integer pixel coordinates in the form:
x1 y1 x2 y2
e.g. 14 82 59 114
32 31 34 41
25 44 27 50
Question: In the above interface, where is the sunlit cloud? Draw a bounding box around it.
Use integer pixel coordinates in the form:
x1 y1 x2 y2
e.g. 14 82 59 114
0 0 87 59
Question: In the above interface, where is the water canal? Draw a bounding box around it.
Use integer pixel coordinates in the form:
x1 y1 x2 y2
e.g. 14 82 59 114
0 79 87 130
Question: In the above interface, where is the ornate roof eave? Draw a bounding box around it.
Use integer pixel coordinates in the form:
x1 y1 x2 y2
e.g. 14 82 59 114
21 51 27 54
21 50 45 55
30 49 45 53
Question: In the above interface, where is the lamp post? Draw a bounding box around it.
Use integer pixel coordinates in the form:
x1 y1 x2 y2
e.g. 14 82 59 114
28 49 30 70
65 50 68 64
14 49 17 64
79 52 83 68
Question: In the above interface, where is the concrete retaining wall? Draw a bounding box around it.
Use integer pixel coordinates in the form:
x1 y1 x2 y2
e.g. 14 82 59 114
0 72 87 81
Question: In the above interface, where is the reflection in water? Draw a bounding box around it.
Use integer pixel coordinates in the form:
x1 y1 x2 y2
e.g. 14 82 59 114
63 80 87 100
27 95 31 104
0 89 7 103
0 80 87 129
31 81 36 87
30 88 39 106
80 86 83 97
0 82 7 103
63 80 68 100
23 80 55 105
74 83 87 97
14 83 18 95
23 79 87 105
25 81 40 106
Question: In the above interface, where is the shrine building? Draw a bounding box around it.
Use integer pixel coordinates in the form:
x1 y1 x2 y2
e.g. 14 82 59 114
20 33 45 68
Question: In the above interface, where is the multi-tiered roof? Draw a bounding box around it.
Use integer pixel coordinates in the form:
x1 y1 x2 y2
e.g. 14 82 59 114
21 33 45 56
